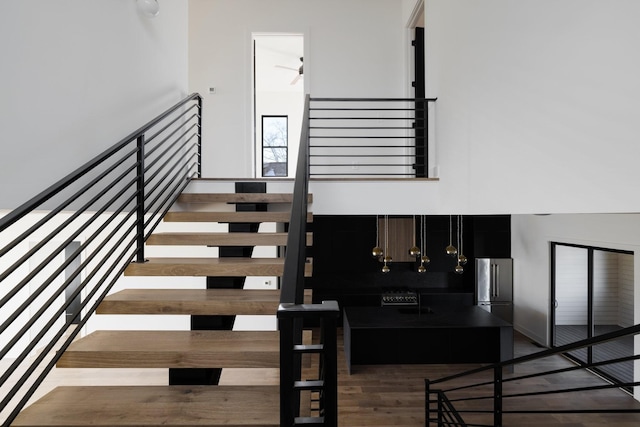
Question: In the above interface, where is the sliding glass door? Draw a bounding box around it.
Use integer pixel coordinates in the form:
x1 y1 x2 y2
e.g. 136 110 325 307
553 244 589 363
551 243 634 390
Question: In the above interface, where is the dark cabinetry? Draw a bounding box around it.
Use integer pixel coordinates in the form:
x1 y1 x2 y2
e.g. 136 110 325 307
473 215 511 258
307 215 510 311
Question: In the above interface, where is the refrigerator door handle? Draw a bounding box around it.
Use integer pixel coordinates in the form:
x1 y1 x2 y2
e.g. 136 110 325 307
489 263 496 298
490 264 498 298
495 264 500 298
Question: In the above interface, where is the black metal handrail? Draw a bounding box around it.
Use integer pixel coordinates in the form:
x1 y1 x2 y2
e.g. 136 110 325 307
280 94 312 307
309 97 437 178
0 93 202 426
278 95 339 426
426 323 640 426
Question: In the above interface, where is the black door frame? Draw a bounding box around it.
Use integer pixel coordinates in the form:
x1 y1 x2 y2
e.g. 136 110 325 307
550 241 634 390
412 26 427 177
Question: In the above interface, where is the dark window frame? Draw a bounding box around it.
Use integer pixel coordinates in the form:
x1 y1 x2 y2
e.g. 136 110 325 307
261 115 288 177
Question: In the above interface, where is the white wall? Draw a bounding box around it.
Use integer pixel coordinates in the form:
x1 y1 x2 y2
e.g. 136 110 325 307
188 0 640 215
512 214 640 345
0 0 189 209
424 0 640 214
189 0 408 178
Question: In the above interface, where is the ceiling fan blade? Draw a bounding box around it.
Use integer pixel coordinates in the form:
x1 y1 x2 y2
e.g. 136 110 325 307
275 65 298 72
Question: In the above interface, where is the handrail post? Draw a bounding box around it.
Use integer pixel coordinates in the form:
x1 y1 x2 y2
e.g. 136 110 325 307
278 301 340 427
436 390 443 425
135 134 146 263
494 365 503 427
321 311 338 427
279 309 296 426
425 380 430 426
197 96 203 178
424 99 430 178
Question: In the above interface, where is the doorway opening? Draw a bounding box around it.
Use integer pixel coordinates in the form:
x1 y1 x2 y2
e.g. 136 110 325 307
252 33 304 178
551 242 635 391
406 0 428 177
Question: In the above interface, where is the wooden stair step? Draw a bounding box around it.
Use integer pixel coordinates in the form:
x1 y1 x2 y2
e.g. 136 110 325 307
12 385 280 426
56 330 310 369
146 231 313 246
97 288 313 316
163 211 313 223
178 192 313 204
124 257 313 277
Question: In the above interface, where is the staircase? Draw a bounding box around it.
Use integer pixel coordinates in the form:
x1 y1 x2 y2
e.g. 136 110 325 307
11 184 315 427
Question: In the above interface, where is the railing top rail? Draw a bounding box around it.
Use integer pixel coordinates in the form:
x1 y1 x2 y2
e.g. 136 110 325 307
279 94 311 305
430 322 640 386
0 93 202 234
310 97 437 102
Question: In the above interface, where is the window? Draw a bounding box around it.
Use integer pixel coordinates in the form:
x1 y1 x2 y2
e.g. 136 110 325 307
262 115 288 177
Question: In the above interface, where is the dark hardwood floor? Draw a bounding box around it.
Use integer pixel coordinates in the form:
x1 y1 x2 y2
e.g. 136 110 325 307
18 327 640 426
311 328 640 426
555 324 633 387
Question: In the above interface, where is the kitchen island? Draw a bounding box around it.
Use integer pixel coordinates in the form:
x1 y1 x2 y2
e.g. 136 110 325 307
343 306 513 373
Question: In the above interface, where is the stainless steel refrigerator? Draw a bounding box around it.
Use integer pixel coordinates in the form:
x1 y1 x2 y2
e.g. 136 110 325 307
475 258 513 324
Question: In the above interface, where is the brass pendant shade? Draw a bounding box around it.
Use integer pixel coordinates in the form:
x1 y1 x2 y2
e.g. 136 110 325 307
446 215 457 257
371 215 436 274
372 215 384 260
409 216 421 257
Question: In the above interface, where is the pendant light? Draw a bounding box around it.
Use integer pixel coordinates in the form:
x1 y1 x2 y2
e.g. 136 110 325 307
382 215 391 273
418 215 430 273
454 215 464 274
372 215 383 259
409 215 421 257
445 215 457 257
458 215 467 266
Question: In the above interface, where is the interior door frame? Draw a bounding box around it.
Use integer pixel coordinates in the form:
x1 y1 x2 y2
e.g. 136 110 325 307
251 32 305 179
406 0 426 177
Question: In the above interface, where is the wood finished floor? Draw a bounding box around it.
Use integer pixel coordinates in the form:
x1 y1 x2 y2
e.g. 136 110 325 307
555 324 633 386
10 329 640 427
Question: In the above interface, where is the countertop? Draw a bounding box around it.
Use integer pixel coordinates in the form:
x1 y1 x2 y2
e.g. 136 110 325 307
343 305 512 329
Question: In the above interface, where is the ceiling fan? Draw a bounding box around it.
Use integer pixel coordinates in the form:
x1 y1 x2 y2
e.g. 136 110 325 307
275 57 303 85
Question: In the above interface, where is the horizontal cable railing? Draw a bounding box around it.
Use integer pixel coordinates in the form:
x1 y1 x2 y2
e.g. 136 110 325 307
426 324 640 426
0 93 202 426
308 97 437 178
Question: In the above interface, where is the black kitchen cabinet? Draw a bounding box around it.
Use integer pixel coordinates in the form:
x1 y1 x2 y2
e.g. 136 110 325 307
472 215 511 258
306 215 510 312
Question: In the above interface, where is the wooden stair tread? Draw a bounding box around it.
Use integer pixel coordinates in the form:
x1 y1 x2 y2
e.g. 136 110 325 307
97 288 313 315
13 385 280 426
146 231 313 246
163 211 313 223
57 330 310 369
124 257 313 277
178 192 312 204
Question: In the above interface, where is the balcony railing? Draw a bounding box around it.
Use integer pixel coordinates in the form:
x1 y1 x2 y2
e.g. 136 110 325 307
426 324 640 426
308 97 437 178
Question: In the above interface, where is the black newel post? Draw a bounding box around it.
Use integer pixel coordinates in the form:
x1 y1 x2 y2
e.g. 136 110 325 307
135 134 146 263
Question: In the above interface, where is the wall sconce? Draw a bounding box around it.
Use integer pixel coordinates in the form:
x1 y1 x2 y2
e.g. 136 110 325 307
137 0 160 18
